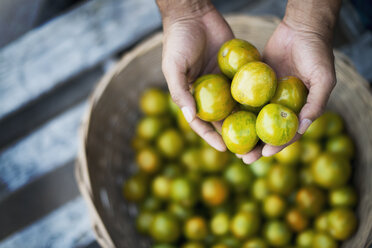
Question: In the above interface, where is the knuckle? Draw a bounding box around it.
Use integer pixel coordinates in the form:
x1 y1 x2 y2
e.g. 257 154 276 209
169 90 182 106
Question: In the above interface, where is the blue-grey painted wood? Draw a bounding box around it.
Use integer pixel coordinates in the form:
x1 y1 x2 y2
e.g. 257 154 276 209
0 65 104 149
0 160 80 239
0 0 161 121
0 101 87 200
0 197 95 248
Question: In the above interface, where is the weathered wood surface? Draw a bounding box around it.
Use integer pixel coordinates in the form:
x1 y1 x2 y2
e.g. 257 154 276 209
0 197 95 248
0 0 370 247
0 161 80 239
0 102 87 200
0 0 162 121
0 65 103 149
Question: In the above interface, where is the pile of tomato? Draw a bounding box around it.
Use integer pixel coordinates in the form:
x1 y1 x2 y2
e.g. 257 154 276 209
123 85 357 248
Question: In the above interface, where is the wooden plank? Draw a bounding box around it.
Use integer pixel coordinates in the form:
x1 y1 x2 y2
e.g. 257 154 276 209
0 65 104 149
85 241 101 248
0 161 79 240
0 0 161 121
0 197 95 248
0 0 44 47
0 101 87 200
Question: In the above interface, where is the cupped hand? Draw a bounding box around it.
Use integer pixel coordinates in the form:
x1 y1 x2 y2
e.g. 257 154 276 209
161 6 234 151
239 19 337 163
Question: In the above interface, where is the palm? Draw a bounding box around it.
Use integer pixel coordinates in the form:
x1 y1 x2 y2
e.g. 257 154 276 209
162 10 234 84
264 22 335 91
161 9 233 151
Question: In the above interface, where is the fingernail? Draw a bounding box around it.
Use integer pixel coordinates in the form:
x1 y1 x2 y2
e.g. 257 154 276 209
236 154 242 159
213 142 226 152
262 147 276 157
243 156 256 164
297 118 312 134
181 106 194 123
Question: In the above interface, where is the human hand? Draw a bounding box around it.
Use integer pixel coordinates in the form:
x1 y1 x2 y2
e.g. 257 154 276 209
237 18 338 164
158 1 234 151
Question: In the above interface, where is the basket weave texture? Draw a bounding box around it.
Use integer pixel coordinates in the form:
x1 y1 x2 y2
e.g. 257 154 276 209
76 15 372 248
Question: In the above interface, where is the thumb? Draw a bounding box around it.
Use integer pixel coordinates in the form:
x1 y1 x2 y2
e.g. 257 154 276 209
162 60 196 123
297 75 336 134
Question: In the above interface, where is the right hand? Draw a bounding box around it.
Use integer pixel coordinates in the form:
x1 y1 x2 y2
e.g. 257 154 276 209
160 3 233 151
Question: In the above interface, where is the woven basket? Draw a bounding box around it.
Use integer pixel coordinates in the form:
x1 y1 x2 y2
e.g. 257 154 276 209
76 15 372 248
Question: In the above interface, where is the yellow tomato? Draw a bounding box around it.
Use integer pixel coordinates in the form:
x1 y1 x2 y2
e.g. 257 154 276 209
271 76 308 113
285 208 309 232
184 216 208 241
311 153 351 189
221 111 259 154
328 208 357 241
274 141 302 165
218 39 261 79
256 103 299 146
201 177 229 206
295 186 326 217
193 74 236 121
231 62 277 107
230 211 260 239
140 88 169 115
267 164 297 195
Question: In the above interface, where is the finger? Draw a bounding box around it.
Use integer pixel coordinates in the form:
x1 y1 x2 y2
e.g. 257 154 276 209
241 144 263 164
261 133 302 157
297 77 336 134
211 120 224 133
162 59 197 124
189 118 226 152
